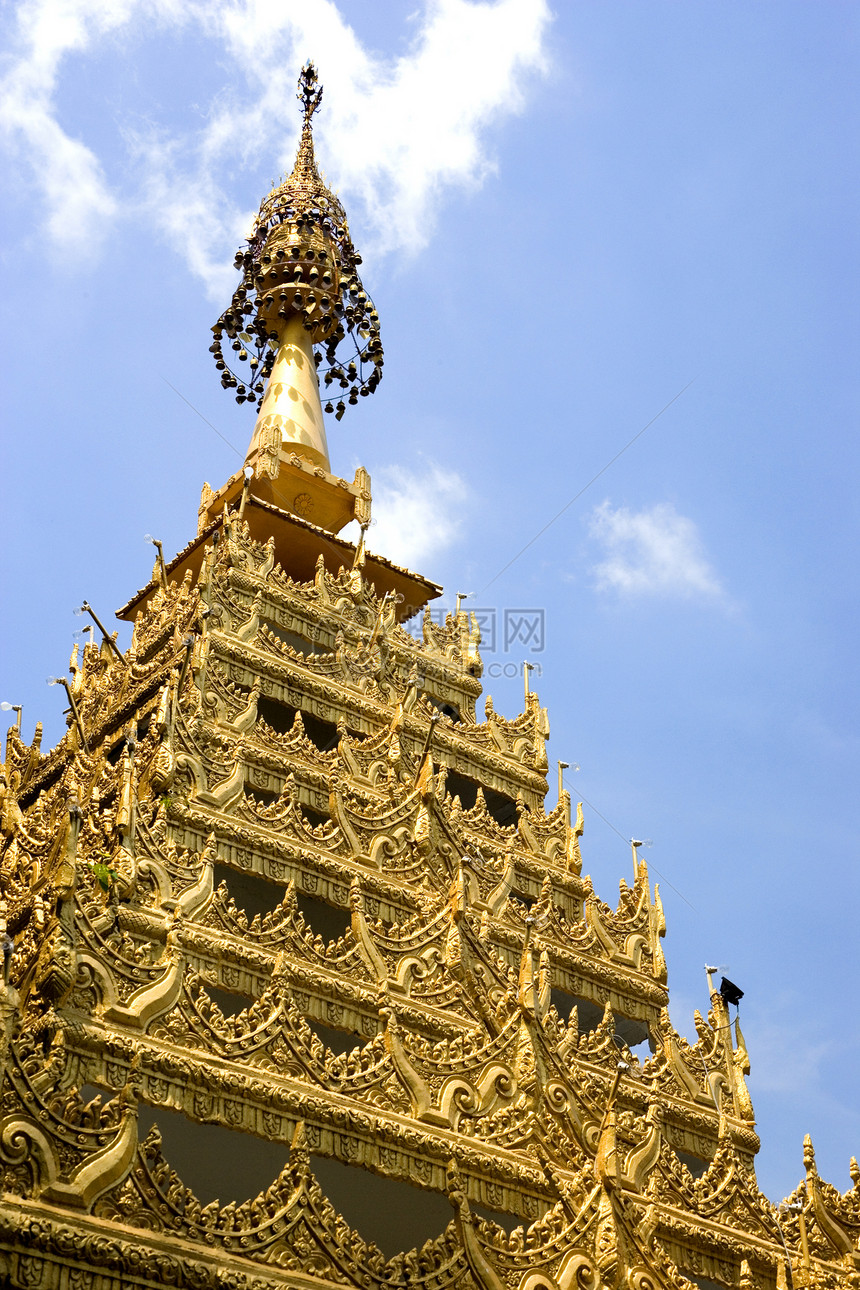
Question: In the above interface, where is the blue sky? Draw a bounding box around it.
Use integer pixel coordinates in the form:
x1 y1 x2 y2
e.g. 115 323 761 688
1 0 857 1204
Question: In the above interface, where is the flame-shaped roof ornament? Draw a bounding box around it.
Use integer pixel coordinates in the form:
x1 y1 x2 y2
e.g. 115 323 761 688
210 63 383 448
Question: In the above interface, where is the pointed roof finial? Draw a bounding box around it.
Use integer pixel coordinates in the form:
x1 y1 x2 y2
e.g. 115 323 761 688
292 62 324 184
211 62 384 442
298 60 323 123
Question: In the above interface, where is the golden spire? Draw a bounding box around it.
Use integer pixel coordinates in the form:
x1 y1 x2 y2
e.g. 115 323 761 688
288 59 324 185
211 62 383 483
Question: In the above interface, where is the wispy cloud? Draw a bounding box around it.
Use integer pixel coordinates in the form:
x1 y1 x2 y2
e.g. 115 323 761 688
749 1014 834 1097
588 500 728 603
1 0 551 292
0 0 135 256
359 461 468 573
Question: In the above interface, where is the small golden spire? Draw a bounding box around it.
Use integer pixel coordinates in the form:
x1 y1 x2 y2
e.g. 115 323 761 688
260 63 333 223
211 61 384 481
292 61 323 183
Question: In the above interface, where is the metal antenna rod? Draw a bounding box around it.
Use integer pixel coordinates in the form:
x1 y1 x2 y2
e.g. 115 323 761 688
78 602 125 662
47 677 90 752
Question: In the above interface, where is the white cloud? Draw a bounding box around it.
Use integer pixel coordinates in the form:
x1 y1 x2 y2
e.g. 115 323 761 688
588 500 727 603
0 0 551 291
0 0 136 255
357 461 468 572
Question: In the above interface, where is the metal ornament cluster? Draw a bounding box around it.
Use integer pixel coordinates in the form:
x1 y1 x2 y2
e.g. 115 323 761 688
211 63 383 421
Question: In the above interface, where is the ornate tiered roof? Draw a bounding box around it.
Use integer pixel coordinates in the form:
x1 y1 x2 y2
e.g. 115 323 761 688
0 64 857 1290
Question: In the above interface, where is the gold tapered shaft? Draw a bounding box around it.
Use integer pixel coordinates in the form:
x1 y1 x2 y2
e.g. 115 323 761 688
246 316 330 475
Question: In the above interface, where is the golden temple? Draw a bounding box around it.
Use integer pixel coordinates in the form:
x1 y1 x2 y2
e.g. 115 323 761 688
0 64 857 1290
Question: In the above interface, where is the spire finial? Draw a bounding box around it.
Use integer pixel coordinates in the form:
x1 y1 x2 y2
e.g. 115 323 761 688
291 62 323 183
211 63 384 473
298 61 323 125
